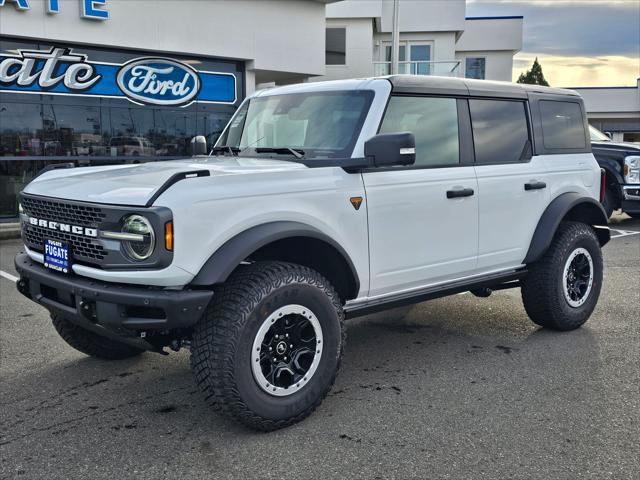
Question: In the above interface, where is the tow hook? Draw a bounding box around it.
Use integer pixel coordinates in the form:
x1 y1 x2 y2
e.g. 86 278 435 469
16 278 30 298
79 299 97 322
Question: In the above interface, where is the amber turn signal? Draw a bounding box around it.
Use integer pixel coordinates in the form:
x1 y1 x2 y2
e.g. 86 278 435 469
350 196 363 211
165 221 174 251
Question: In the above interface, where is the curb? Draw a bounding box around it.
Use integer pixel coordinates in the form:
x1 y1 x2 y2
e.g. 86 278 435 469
0 223 21 241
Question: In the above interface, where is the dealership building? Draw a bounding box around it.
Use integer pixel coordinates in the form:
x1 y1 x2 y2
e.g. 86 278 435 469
0 0 522 218
573 80 640 144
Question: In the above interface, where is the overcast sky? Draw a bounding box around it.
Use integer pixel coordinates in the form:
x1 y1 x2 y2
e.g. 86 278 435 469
466 0 640 87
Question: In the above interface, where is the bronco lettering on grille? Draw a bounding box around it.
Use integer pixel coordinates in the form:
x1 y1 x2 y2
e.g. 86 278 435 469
28 217 98 238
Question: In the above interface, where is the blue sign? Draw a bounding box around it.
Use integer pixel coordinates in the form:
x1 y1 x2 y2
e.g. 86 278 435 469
0 47 237 107
43 239 70 274
0 0 109 20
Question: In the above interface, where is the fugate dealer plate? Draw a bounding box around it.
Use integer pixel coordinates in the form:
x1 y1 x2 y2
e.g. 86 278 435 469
43 239 71 274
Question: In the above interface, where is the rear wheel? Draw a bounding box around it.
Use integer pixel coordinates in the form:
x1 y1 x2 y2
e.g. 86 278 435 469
521 222 603 331
52 315 145 359
190 261 344 431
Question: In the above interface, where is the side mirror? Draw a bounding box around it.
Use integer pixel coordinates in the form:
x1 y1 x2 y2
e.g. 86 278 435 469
190 135 207 156
364 132 415 168
604 132 612 140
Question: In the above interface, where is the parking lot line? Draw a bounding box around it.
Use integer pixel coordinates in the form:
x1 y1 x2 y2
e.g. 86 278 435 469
0 270 18 283
610 229 640 239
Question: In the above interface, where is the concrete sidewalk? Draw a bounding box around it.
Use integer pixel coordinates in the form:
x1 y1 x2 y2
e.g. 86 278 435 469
0 223 20 240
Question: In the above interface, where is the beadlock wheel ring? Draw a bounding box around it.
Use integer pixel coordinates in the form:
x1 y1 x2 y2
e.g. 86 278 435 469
251 304 323 397
562 247 594 308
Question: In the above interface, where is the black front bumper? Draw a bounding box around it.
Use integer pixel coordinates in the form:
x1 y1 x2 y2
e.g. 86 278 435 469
14 253 213 339
622 186 640 214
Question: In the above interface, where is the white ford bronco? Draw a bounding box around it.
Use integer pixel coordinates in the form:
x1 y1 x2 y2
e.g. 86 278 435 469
15 76 610 430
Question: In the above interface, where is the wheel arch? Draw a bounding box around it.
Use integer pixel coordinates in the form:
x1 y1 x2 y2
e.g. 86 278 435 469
524 192 610 264
190 221 361 301
600 163 623 207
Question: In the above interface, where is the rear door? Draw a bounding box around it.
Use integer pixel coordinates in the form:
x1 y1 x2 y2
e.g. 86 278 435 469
470 98 550 270
363 95 479 298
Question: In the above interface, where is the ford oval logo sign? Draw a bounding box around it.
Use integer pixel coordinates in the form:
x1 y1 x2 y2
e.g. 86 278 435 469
116 57 201 106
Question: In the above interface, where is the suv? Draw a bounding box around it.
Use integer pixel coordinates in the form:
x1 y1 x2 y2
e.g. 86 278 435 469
15 77 610 431
589 125 640 218
108 136 155 157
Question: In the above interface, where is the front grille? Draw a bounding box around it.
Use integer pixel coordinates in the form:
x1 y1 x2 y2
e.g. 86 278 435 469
21 196 109 265
24 225 107 261
21 196 106 226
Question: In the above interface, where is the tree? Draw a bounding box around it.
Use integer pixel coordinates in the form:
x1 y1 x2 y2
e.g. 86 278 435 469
517 58 550 86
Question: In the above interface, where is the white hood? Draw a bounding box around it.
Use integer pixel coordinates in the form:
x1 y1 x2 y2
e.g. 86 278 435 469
23 157 306 206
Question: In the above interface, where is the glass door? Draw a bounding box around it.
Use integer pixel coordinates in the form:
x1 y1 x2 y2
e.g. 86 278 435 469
383 42 431 75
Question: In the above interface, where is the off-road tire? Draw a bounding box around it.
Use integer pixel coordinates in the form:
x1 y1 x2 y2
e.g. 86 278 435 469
51 314 145 359
521 221 603 331
190 261 345 431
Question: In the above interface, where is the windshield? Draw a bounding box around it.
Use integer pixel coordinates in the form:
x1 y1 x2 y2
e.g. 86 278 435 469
216 90 374 159
589 125 611 142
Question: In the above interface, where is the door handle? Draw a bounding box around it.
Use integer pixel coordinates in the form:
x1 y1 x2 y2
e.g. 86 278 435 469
524 181 547 191
446 188 474 199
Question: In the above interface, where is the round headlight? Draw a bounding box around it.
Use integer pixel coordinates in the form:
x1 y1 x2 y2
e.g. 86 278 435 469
122 215 155 261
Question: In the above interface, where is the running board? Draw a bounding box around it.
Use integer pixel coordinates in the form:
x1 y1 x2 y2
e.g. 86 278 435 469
344 269 527 319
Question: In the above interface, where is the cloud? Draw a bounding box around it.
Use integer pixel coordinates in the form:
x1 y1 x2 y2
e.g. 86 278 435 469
513 53 640 87
468 0 639 86
467 0 640 57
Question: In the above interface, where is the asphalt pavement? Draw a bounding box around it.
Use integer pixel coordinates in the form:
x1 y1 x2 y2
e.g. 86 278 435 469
1 215 639 480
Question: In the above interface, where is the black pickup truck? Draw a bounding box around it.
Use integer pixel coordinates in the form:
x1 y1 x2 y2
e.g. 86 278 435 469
590 126 640 218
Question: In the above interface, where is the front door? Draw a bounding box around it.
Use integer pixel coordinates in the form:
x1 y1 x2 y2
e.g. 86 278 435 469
363 95 478 298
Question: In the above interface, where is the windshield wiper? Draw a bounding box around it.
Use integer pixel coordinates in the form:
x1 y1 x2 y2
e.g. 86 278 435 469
210 145 240 156
254 147 305 159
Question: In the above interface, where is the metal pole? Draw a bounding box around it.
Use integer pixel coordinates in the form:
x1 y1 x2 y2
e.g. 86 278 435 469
391 0 400 75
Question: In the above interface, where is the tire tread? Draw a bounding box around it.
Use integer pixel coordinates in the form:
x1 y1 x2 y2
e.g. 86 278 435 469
190 261 345 431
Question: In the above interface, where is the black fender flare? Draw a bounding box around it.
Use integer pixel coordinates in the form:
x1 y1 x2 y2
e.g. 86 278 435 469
523 193 610 264
598 160 624 185
190 221 360 292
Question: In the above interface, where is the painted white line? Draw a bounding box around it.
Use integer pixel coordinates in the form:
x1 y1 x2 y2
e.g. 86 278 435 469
610 229 640 239
0 270 19 283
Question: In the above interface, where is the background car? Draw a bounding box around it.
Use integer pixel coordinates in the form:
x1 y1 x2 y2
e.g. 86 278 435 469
590 125 640 218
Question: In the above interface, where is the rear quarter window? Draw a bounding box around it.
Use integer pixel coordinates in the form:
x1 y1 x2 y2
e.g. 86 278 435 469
539 100 586 150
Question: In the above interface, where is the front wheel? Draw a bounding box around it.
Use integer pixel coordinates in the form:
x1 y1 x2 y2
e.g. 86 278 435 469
521 221 603 331
190 261 344 431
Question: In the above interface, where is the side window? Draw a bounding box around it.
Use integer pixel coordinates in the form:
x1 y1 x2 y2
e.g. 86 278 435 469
539 100 586 150
379 96 459 167
469 99 530 164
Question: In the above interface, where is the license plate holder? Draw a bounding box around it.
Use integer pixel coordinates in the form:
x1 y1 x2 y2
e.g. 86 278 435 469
43 239 71 274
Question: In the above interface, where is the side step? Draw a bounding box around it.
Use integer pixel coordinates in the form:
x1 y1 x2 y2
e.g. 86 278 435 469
344 269 527 319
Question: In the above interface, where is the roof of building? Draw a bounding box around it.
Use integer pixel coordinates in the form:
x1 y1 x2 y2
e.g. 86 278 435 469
465 16 524 20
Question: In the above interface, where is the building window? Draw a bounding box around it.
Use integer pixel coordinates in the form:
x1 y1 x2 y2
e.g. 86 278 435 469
469 99 530 164
465 57 485 80
326 28 346 65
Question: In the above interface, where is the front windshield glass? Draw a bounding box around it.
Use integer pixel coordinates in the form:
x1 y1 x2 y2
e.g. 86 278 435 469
216 90 374 159
589 125 611 142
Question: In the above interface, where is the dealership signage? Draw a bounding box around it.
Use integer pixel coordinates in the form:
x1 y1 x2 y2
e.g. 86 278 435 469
0 0 109 20
0 47 237 107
